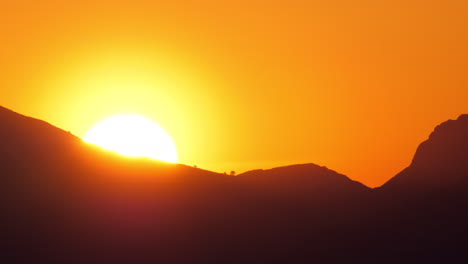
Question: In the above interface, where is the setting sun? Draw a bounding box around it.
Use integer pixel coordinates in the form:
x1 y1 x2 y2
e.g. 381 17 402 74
83 115 178 163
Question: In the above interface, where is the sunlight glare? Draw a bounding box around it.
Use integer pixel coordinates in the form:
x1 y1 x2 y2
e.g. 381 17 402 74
83 115 178 163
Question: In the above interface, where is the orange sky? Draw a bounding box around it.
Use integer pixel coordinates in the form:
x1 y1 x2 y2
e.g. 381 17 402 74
1 0 467 187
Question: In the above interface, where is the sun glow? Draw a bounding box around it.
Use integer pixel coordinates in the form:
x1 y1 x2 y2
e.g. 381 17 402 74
83 115 178 163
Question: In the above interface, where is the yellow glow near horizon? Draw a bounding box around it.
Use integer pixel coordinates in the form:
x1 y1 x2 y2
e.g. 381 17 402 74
84 115 178 163
3 0 468 187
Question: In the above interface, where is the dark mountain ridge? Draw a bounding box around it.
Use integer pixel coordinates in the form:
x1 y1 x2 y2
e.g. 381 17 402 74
238 163 369 192
380 114 468 192
1 105 468 263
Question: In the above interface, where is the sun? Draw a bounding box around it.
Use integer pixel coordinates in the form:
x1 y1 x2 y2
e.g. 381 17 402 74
83 115 178 163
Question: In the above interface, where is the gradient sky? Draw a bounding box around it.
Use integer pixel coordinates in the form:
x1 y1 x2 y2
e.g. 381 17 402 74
1 0 467 187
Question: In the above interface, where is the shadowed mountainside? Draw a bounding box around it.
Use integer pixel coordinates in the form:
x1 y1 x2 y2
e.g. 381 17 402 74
379 114 468 192
366 114 468 262
1 105 468 263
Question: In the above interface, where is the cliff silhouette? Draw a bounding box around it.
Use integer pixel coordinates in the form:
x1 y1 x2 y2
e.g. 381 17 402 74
380 114 468 192
1 105 467 263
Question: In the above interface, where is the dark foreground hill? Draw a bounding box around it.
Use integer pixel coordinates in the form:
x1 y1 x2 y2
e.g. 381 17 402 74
369 114 468 262
1 106 468 263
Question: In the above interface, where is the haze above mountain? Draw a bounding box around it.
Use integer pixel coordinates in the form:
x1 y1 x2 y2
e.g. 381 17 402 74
1 105 467 263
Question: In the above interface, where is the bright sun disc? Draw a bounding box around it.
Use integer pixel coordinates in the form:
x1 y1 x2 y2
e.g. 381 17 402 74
83 115 178 163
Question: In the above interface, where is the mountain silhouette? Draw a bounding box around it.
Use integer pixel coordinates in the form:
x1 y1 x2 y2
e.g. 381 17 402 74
1 105 468 263
239 164 368 192
368 114 468 262
380 114 468 192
